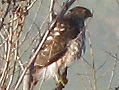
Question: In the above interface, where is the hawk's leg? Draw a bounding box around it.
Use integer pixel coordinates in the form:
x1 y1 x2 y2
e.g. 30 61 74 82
54 67 68 90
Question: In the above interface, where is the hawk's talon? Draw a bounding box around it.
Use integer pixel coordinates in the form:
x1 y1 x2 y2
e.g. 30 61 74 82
57 75 68 86
56 67 68 87
54 76 68 90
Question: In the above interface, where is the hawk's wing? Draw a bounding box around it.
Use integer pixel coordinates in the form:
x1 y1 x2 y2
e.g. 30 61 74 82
34 19 70 67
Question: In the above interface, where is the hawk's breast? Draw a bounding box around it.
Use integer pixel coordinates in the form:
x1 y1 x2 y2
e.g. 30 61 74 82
37 31 85 79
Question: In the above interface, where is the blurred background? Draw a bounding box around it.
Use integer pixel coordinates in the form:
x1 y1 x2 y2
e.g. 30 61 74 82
0 0 119 90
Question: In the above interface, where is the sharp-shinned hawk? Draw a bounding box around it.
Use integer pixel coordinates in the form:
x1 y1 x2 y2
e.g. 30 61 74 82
30 6 93 89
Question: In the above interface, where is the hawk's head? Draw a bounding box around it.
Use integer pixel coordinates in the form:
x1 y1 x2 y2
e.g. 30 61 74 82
67 6 93 20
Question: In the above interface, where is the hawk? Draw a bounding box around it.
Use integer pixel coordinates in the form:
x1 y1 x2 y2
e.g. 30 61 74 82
30 6 93 89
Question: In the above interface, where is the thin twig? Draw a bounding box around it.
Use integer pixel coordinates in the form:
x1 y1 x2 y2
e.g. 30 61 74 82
81 58 93 90
104 50 119 61
108 53 118 90
86 17 97 90
49 0 55 22
38 0 56 89
77 73 90 90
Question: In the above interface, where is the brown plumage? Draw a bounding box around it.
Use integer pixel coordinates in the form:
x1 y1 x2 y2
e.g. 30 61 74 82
30 6 92 89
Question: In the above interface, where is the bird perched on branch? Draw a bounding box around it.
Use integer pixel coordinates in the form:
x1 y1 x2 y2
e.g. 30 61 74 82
30 6 92 89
